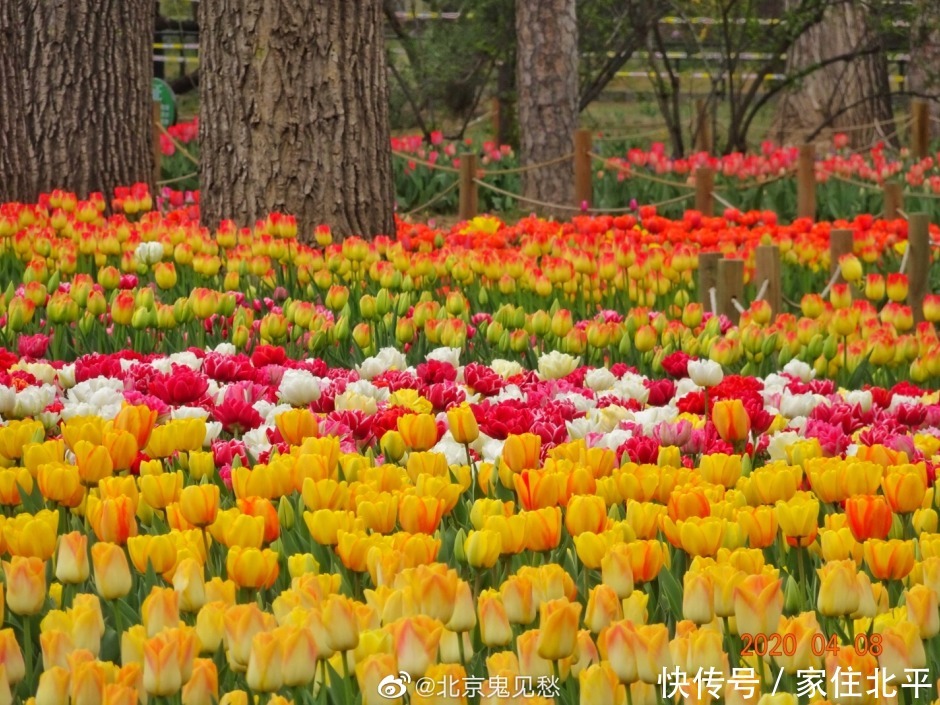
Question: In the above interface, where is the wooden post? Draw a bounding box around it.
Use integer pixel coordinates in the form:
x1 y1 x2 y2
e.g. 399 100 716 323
152 102 162 185
797 144 816 220
908 212 931 324
695 167 714 217
883 182 903 220
574 128 593 209
458 153 478 221
829 228 854 280
698 252 721 311
694 98 713 154
755 244 782 319
717 258 745 324
911 100 930 160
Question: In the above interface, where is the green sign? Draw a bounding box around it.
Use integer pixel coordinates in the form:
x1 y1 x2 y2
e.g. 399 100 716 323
152 78 176 128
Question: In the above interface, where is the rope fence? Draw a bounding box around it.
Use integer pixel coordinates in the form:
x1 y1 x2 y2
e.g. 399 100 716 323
402 180 459 216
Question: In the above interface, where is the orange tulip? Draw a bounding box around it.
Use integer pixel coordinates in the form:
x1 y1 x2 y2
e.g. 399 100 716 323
711 398 751 444
140 471 184 510
143 632 182 697
91 541 133 600
397 413 438 451
37 462 85 508
845 494 893 541
114 404 158 449
246 495 285 539
537 598 581 660
180 484 220 527
882 466 928 514
502 433 541 472
733 572 783 637
446 405 479 445
274 408 318 446
524 506 562 552
322 594 361 652
597 620 638 684
143 586 180 638
74 440 113 486
102 430 138 471
478 590 512 647
226 547 279 590
223 604 272 672
816 560 861 617
87 495 138 545
3 556 46 615
182 658 219 705
385 615 443 678
863 538 916 581
565 494 608 536
55 531 90 584
246 631 284 693
398 495 446 535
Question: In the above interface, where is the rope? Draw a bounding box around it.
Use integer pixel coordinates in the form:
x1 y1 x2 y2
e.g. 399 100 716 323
898 208 909 220
593 126 671 142
471 179 692 214
154 121 199 165
648 192 696 209
472 179 583 212
830 173 940 201
755 279 770 302
392 151 460 174
480 153 574 176
712 191 736 211
589 153 696 190
828 173 883 191
157 172 198 186
402 180 459 216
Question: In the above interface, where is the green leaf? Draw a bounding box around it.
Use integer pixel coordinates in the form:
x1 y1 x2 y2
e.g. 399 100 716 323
658 561 684 622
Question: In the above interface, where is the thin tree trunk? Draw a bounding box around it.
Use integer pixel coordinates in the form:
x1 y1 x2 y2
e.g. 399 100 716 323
496 58 518 149
20 0 154 198
199 0 395 240
0 0 35 203
516 0 579 215
771 0 893 149
909 0 940 121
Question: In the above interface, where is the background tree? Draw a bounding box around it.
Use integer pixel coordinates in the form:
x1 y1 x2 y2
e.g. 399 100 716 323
909 0 940 121
515 0 579 212
771 0 894 147
0 0 34 203
200 0 394 239
3 0 153 201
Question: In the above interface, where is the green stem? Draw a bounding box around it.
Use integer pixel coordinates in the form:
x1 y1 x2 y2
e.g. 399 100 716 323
111 598 124 639
342 651 354 705
201 526 212 581
22 616 33 695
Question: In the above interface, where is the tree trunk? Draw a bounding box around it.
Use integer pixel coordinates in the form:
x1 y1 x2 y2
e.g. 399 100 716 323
516 0 579 215
909 0 940 121
770 1 894 149
19 0 154 199
199 0 395 240
0 0 35 203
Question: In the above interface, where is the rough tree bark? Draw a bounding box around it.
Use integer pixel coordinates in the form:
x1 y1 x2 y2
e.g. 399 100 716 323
18 0 154 198
0 1 35 203
516 0 579 215
909 0 940 121
771 1 893 148
199 0 395 240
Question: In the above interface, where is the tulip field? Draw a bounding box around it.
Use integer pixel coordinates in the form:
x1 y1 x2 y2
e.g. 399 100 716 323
4 188 940 705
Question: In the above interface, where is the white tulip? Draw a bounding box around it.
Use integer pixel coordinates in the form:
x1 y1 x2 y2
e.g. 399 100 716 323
688 359 724 388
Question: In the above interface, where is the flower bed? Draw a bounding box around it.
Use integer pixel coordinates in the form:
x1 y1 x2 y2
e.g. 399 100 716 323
0 189 938 703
